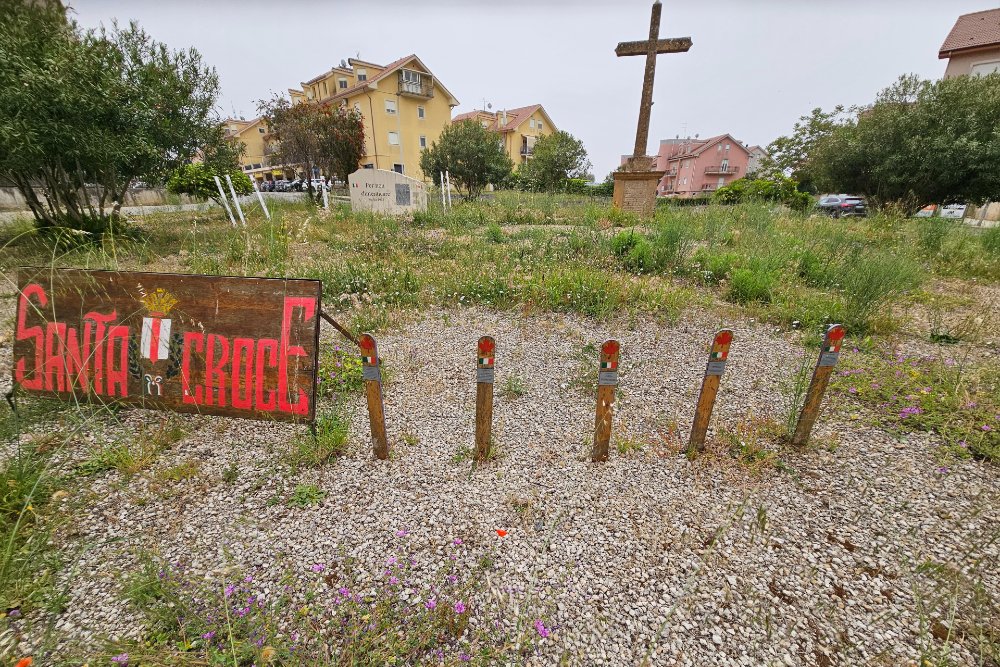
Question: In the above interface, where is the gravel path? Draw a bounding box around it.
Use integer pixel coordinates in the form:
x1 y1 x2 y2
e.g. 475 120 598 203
4 306 999 666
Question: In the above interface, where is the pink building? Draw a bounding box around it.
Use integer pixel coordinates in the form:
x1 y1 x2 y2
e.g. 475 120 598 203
650 134 753 197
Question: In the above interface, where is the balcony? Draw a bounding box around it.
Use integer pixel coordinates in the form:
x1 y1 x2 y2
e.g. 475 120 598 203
398 70 434 98
520 146 533 157
666 168 678 176
704 165 740 175
701 184 717 192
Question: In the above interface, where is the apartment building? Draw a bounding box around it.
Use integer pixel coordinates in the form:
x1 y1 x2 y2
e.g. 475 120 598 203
451 104 557 166
650 134 755 197
940 8 1000 78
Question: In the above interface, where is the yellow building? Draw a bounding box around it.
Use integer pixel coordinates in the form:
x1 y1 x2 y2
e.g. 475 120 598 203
451 105 557 166
224 117 291 183
288 55 459 180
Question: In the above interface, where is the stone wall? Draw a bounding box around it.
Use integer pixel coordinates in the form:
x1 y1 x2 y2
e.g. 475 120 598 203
0 186 197 212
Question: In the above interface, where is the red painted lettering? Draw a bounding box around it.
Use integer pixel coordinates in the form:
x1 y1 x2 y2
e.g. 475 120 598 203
85 311 118 396
231 337 254 410
278 296 316 415
63 325 90 393
105 325 129 397
14 283 47 390
44 322 68 392
205 334 230 407
255 338 278 411
182 332 204 404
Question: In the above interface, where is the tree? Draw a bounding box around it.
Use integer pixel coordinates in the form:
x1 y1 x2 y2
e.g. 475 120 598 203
419 120 513 199
711 174 812 211
519 131 592 191
0 0 225 236
257 97 365 201
810 73 1000 211
166 163 252 206
766 106 846 192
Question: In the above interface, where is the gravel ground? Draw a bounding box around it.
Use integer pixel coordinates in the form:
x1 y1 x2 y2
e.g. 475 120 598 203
3 305 999 666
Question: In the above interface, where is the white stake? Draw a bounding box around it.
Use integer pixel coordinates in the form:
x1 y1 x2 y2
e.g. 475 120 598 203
250 176 270 220
225 174 248 226
214 175 237 226
322 182 329 209
445 170 453 209
440 171 447 210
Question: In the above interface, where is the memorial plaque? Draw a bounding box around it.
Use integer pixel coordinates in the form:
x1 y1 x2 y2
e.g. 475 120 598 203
348 168 427 215
12 268 321 423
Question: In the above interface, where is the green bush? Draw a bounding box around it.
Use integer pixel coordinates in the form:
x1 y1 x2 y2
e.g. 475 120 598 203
981 226 1000 256
712 175 812 211
484 222 505 244
167 162 253 204
610 230 641 257
691 247 738 283
726 267 775 304
839 250 923 332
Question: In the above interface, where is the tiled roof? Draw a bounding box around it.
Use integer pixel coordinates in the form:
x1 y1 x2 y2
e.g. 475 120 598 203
939 8 1000 56
322 54 415 103
453 105 545 132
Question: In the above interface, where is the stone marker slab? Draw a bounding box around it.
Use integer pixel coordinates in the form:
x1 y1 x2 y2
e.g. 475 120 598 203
348 168 427 215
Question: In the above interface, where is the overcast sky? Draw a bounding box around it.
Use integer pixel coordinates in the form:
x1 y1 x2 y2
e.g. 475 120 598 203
70 0 990 177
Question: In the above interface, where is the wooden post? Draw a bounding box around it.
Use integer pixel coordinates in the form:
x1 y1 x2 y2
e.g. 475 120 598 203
687 328 734 454
359 333 389 459
474 336 496 461
792 324 845 446
592 339 621 462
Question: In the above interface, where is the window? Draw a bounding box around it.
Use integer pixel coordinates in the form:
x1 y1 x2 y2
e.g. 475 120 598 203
385 99 397 114
725 143 730 150
717 145 721 152
419 135 427 149
482 121 489 128
417 106 425 119
339 79 348 89
971 60 1000 76
393 164 403 174
401 70 421 84
529 119 535 129
363 163 374 169
388 131 399 145
322 82 328 96
357 69 367 81
537 121 543 131
258 127 265 133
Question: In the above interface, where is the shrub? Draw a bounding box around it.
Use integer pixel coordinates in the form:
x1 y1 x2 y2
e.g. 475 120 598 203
726 267 775 304
484 222 505 244
839 250 923 333
167 162 253 205
610 230 641 257
691 247 738 283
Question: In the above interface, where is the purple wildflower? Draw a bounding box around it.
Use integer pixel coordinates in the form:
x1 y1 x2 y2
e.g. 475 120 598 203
338 587 351 597
848 387 857 394
395 528 410 537
937 466 949 474
224 584 236 598
534 619 551 638
387 557 397 566
311 563 325 573
983 425 993 432
202 631 215 640
111 655 129 665
460 653 471 662
454 601 466 614
389 576 400 585
7 609 20 619
425 598 437 610
447 575 458 584
453 538 463 545
899 406 922 418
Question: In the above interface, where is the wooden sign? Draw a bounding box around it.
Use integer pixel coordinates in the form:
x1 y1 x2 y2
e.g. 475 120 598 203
359 333 389 460
474 336 495 461
687 329 733 453
791 324 845 446
13 267 320 423
592 339 620 462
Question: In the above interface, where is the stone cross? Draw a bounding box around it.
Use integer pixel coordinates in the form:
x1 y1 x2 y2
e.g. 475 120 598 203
616 0 692 163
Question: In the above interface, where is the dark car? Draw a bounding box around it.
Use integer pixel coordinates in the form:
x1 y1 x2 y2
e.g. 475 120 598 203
817 195 867 218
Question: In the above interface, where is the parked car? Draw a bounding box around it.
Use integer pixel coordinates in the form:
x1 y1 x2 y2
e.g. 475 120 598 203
817 195 867 218
288 178 303 192
272 179 290 192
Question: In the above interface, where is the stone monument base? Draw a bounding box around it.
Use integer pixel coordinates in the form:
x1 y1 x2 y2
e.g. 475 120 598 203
612 170 665 217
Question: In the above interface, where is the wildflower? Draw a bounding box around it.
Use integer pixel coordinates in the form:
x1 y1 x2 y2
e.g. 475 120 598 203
389 576 400 585
959 440 968 449
111 655 129 665
848 387 857 394
395 528 410 537
387 557 398 566
453 538 463 545
8 609 21 619
534 619 551 638
460 653 471 662
262 646 277 662
15 659 32 667
983 425 993 432
454 601 466 614
425 598 437 610
447 575 458 584
338 587 351 597
202 631 215 641
495 529 508 537
310 563 325 573
937 466 949 474
244 575 253 583
224 584 236 598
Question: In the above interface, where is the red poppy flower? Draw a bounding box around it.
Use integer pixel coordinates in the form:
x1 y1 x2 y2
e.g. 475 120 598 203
601 340 619 356
495 529 507 537
15 658 33 667
359 335 376 351
478 337 495 355
827 326 845 341
715 330 733 345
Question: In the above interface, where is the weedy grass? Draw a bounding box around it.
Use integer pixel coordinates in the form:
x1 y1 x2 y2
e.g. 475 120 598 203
289 483 325 508
290 412 350 468
102 541 555 666
832 348 1000 462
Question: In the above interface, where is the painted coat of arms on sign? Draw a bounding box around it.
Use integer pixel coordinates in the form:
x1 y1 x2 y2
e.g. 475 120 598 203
128 287 184 396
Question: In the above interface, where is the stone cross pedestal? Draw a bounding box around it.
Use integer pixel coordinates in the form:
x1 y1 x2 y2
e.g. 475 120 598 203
613 0 692 217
